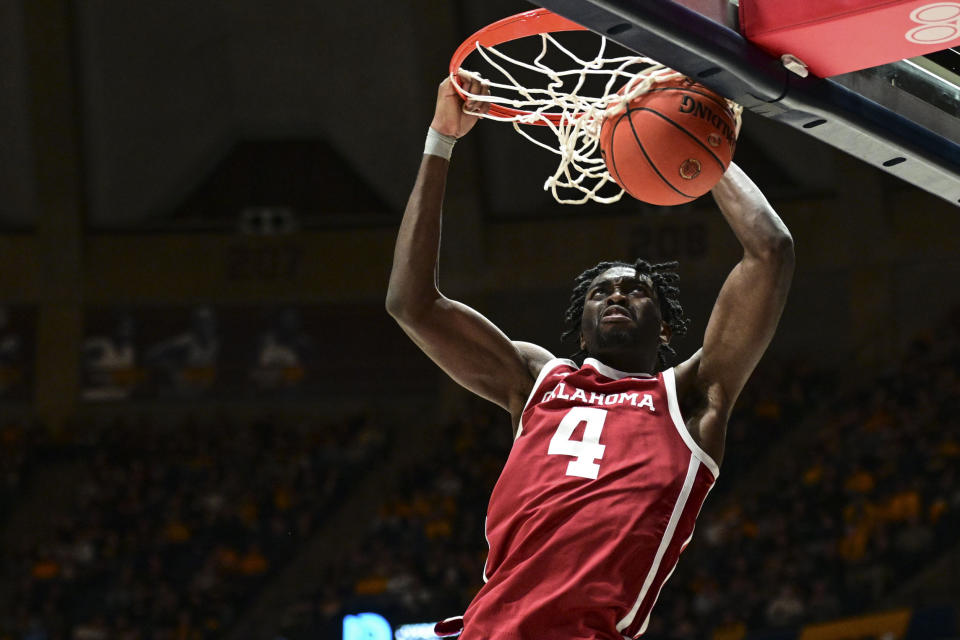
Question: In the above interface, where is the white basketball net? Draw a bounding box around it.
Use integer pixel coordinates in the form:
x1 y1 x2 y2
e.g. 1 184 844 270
456 33 742 205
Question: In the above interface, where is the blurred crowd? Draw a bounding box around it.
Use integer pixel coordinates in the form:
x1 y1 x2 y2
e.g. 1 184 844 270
1 309 957 640
2 413 387 640
654 314 960 639
0 421 35 514
281 312 958 639
279 406 511 637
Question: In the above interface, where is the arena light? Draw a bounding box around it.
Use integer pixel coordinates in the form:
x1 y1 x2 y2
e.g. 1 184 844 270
342 612 392 640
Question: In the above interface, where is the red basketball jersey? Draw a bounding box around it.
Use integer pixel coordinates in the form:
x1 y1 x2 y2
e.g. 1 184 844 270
461 357 719 640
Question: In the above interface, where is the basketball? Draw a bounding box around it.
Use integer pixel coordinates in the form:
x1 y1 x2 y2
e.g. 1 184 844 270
599 77 739 206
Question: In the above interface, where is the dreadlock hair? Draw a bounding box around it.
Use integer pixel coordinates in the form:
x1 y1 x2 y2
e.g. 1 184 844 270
560 259 690 371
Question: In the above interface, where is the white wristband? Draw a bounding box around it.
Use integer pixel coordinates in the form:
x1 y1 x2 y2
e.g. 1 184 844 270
424 127 457 160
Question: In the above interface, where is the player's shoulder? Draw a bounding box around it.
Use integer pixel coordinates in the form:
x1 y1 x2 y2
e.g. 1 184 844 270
512 341 557 381
507 342 560 432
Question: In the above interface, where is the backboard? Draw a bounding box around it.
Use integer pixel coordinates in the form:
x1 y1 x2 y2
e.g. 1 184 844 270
525 0 960 207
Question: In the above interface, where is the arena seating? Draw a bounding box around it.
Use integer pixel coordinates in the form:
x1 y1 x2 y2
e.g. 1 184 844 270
648 311 960 638
280 310 959 640
3 309 957 640
1 413 387 639
0 422 35 515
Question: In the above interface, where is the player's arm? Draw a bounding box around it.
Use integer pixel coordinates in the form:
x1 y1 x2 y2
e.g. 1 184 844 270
676 163 794 464
386 73 553 421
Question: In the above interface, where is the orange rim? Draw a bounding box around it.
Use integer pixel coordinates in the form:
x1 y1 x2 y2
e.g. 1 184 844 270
449 9 588 125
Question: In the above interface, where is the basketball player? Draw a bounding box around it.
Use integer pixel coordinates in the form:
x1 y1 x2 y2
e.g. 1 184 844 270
386 71 794 639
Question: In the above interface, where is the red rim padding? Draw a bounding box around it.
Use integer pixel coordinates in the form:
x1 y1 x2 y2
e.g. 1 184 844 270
449 8 587 125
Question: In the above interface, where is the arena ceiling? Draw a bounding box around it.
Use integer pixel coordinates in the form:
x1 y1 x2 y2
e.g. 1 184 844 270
0 0 844 231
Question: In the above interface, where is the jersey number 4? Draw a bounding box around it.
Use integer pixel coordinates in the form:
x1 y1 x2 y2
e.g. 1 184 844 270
547 407 607 480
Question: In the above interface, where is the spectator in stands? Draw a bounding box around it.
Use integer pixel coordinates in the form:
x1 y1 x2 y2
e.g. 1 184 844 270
145 305 220 396
766 585 805 627
250 307 314 392
5 413 384 639
81 313 138 401
0 306 23 398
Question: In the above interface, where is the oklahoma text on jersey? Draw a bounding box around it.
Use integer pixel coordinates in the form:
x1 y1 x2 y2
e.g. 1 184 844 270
460 357 720 640
541 381 657 411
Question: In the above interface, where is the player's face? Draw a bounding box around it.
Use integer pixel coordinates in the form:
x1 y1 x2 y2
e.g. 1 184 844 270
580 267 666 359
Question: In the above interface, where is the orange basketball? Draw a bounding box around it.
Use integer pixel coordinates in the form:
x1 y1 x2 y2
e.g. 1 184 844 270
599 77 738 206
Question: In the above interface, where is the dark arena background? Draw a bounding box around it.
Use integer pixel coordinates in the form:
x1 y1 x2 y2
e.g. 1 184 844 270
1 1 959 639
